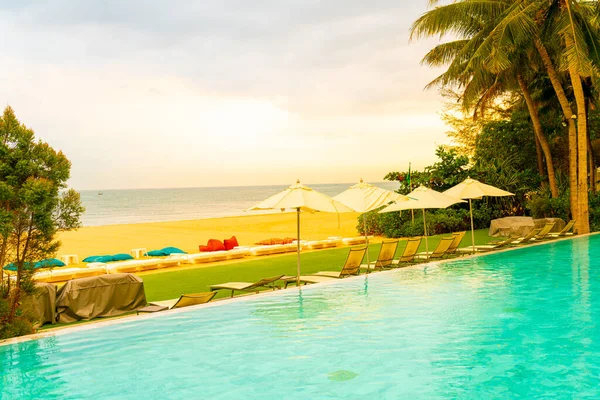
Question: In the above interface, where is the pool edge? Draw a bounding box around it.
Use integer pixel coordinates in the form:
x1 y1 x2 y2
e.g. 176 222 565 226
1 232 596 347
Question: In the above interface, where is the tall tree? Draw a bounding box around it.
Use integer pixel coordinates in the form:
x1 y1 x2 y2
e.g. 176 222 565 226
411 0 560 197
0 106 84 338
412 0 600 233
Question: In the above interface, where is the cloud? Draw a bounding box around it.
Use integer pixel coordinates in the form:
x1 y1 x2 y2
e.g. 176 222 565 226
0 0 450 189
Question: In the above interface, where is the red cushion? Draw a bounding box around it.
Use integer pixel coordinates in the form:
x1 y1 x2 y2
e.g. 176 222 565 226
199 245 210 252
207 239 225 252
223 236 239 250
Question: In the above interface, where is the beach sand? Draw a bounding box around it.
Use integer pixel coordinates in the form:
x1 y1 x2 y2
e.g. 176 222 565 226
57 211 364 258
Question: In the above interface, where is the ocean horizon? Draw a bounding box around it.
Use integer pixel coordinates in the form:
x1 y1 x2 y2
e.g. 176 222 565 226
78 181 401 227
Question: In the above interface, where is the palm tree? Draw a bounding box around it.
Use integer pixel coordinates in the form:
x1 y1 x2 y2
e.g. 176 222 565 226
412 0 560 198
411 0 600 233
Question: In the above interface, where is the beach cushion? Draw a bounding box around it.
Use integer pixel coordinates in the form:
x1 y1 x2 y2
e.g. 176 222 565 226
83 255 113 263
146 250 166 257
208 239 225 252
224 236 239 250
161 247 186 255
112 253 134 261
199 240 225 252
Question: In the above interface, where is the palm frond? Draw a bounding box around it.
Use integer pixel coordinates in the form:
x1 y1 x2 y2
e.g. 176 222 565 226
410 0 508 41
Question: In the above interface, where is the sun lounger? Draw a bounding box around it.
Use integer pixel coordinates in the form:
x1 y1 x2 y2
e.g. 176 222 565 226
510 228 542 245
210 275 284 297
226 248 251 260
137 292 217 313
531 222 556 241
414 237 455 260
391 237 423 265
283 246 367 288
33 268 79 283
72 265 108 279
461 237 513 252
185 252 214 264
342 237 367 246
311 246 367 278
446 231 466 254
360 240 399 271
105 259 160 274
548 220 576 238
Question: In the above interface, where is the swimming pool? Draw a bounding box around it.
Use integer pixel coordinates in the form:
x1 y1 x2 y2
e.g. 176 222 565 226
2 235 599 398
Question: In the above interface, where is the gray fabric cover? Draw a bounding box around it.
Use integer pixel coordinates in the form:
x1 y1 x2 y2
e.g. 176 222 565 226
489 217 535 237
489 217 566 237
56 273 146 323
533 218 565 233
32 282 57 327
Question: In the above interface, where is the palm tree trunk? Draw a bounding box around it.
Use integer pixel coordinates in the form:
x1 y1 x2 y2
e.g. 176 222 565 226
534 39 578 219
563 32 590 234
517 73 559 198
535 135 546 180
588 136 596 193
585 98 596 193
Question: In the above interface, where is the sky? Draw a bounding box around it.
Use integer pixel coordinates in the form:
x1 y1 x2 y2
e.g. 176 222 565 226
0 1 449 190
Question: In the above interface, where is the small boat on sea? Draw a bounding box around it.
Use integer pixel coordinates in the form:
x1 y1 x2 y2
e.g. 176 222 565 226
98 191 103 195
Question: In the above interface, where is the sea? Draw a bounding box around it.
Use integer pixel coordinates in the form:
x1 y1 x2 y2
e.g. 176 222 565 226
79 182 400 227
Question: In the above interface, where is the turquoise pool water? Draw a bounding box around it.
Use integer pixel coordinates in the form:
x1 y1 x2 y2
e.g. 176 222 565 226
2 235 599 398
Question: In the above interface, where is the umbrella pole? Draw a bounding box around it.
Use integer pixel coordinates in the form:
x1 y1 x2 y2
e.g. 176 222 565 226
363 214 370 274
469 199 475 253
422 209 429 258
296 207 301 288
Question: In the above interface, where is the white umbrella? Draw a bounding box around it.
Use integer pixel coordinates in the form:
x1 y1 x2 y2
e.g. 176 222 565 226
333 179 410 270
247 180 353 286
444 177 514 254
379 186 465 256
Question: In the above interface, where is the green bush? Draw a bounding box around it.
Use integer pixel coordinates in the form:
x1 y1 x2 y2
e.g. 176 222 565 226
588 192 600 232
527 191 570 221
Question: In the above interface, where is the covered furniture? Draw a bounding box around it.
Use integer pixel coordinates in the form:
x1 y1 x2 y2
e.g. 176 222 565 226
32 282 57 326
56 273 146 323
489 216 535 237
533 218 565 233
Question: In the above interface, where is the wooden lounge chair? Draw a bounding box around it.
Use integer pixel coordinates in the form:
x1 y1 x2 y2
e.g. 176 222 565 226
531 222 556 241
548 220 577 238
463 237 513 252
283 246 367 288
510 228 542 245
391 237 422 266
414 237 455 260
446 231 466 254
360 240 399 271
137 292 217 313
210 275 284 297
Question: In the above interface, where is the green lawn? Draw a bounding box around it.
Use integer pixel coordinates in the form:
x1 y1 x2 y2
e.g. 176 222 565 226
142 229 497 302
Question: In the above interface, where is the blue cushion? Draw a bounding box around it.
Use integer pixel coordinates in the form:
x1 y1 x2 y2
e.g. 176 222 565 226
161 247 186 255
146 250 166 257
112 253 134 261
83 255 111 263
35 258 66 268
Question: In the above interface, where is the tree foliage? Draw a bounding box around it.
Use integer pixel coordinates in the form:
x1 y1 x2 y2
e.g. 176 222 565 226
0 106 84 339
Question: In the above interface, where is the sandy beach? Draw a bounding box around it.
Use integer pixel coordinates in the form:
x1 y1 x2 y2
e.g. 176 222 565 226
57 211 364 259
